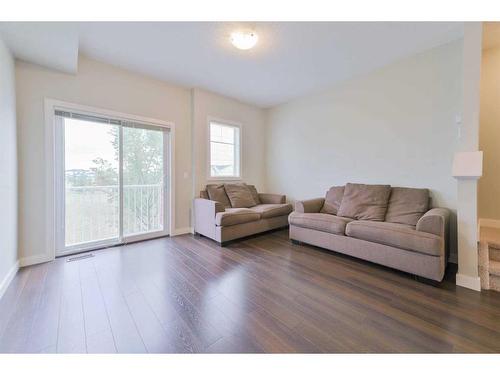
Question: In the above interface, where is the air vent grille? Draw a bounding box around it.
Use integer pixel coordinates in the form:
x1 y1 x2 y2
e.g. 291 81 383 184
67 253 95 262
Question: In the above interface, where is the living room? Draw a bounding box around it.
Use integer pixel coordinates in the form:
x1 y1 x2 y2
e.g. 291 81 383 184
0 0 499 372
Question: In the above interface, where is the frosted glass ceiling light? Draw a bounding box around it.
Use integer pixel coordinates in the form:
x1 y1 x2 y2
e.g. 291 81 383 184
230 30 258 50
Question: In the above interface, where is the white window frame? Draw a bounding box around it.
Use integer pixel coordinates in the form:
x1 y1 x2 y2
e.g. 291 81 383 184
45 98 176 258
207 117 242 181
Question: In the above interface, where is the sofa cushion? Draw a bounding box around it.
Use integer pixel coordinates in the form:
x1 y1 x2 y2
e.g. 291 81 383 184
337 183 391 221
385 187 429 226
206 184 232 208
345 220 442 256
246 184 261 205
224 183 257 208
320 186 345 215
215 208 261 226
250 203 293 219
289 212 352 235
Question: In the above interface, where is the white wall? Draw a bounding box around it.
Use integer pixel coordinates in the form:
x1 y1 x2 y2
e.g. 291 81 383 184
192 88 267 195
0 38 18 295
265 40 463 257
479 46 500 221
455 23 482 291
16 55 193 264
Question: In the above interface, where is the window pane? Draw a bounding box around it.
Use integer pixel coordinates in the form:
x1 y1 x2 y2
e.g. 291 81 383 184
64 118 119 246
211 142 234 176
209 121 239 177
210 123 235 144
123 126 164 236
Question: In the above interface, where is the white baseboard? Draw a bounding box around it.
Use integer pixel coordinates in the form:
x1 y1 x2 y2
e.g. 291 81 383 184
0 260 20 301
19 253 53 267
478 218 500 230
456 273 481 291
171 227 194 236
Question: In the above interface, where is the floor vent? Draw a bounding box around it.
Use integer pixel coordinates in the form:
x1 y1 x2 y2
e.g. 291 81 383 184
67 253 95 262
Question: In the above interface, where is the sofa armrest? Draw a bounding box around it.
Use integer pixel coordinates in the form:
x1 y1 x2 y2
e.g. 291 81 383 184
258 193 286 204
416 208 450 238
194 198 224 220
194 198 224 238
295 198 325 213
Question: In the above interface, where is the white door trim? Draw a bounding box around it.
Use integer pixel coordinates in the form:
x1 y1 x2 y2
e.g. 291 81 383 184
45 98 176 260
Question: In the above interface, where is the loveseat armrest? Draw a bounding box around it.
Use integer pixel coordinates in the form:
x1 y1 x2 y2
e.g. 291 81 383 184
194 198 225 238
295 198 325 213
194 198 225 220
416 208 450 238
258 193 286 204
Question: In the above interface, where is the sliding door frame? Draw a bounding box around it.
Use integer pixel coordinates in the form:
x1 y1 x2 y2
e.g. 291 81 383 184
45 99 176 258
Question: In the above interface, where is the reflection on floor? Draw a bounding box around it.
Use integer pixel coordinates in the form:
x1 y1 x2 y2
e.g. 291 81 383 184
1 230 500 353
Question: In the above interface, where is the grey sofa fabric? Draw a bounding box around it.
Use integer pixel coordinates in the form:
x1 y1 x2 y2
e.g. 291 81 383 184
224 183 257 208
215 208 261 226
345 220 443 256
250 203 293 219
337 183 391 221
290 225 446 281
320 186 345 215
290 185 450 281
259 193 286 204
217 216 289 243
385 187 429 226
295 198 325 213
206 184 232 208
194 185 289 244
289 212 352 235
247 184 261 205
416 208 450 237
194 198 225 240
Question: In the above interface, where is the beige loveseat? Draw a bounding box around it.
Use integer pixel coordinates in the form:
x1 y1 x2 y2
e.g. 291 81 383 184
194 183 293 245
289 183 450 281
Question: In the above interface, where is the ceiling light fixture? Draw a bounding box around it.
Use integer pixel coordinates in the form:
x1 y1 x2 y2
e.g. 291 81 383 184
230 30 258 50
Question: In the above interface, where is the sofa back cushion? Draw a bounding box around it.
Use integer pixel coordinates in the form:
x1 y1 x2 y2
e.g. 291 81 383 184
246 184 261 205
337 183 391 221
224 183 257 208
206 184 232 208
320 186 345 215
385 187 429 226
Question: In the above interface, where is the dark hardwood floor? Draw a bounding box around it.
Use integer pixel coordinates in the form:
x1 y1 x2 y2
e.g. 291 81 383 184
1 229 500 353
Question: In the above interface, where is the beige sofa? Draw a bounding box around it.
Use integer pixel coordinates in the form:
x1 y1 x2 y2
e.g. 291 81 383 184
289 183 450 281
194 183 292 245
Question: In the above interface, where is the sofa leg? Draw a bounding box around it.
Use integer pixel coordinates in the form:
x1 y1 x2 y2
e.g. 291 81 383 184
291 239 301 245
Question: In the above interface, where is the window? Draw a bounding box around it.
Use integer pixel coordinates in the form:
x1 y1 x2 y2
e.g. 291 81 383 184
209 120 241 178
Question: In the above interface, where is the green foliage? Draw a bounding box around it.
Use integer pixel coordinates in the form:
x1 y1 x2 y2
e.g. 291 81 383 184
65 125 163 187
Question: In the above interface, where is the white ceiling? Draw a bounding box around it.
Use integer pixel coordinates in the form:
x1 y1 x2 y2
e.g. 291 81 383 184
0 22 79 74
0 22 464 107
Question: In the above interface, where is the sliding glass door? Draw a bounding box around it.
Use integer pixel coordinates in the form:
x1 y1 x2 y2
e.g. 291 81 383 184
55 109 169 256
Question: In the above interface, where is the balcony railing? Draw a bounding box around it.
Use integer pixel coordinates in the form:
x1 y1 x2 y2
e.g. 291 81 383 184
65 184 164 246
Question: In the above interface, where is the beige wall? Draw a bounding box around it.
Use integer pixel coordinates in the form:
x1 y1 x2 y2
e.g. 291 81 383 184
192 88 267 196
479 46 500 221
265 40 463 259
16 56 193 263
15 57 266 265
0 38 18 294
